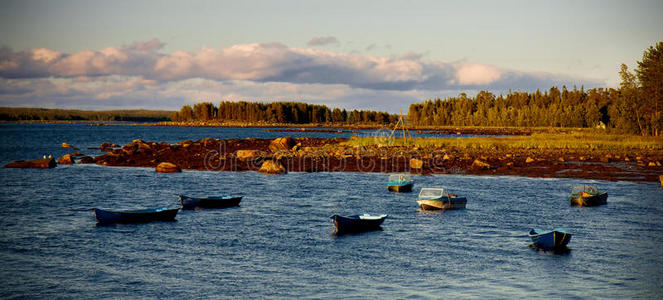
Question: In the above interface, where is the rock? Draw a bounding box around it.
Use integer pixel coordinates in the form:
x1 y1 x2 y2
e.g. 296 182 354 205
259 160 286 174
442 154 454 161
525 157 535 163
57 154 74 164
236 150 262 161
269 137 295 152
558 157 565 162
648 161 657 167
600 155 612 163
471 159 491 170
132 139 144 144
410 158 424 169
155 162 181 173
4 157 56 169
62 142 73 148
70 152 84 156
79 156 94 164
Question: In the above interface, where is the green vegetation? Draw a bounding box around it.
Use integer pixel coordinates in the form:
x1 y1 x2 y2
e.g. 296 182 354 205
347 132 663 151
171 101 397 125
408 42 663 136
0 107 173 122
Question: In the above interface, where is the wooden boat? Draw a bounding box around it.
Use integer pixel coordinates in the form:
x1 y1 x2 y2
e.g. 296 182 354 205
179 194 242 210
330 214 387 234
387 173 413 192
569 184 607 207
93 207 179 224
528 228 572 249
416 188 467 210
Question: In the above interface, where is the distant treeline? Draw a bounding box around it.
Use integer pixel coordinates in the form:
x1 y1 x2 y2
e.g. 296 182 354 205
172 101 398 124
0 107 173 122
408 42 662 136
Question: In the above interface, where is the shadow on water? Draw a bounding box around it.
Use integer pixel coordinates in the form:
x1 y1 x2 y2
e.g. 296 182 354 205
331 227 384 237
95 220 178 227
528 244 572 255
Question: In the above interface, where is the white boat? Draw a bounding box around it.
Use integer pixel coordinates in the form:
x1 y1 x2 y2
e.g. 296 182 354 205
416 188 467 211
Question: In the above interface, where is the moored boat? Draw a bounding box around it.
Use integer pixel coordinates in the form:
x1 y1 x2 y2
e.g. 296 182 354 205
387 173 414 192
528 228 572 249
94 207 179 224
416 188 467 210
569 184 607 207
330 214 387 234
179 194 242 209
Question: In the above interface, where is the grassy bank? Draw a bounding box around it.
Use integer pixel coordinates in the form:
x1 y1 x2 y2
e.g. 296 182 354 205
0 107 174 122
347 132 663 152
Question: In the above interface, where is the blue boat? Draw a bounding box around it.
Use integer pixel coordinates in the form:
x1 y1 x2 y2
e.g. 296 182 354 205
416 188 467 211
179 194 242 210
94 207 179 224
387 173 414 192
569 184 607 207
528 228 572 249
330 214 387 234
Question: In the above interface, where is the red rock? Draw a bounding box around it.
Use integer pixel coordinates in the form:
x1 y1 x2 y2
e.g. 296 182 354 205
4 157 56 169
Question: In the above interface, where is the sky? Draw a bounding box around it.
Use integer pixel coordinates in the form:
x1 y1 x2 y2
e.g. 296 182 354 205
0 0 661 112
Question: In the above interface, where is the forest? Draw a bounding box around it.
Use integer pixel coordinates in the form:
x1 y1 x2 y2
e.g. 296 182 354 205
408 42 662 136
171 101 397 125
0 107 173 122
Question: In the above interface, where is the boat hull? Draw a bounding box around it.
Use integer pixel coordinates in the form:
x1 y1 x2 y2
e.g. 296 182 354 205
570 192 607 207
387 183 413 192
179 195 242 210
416 197 467 210
94 208 179 224
529 229 572 249
330 215 386 234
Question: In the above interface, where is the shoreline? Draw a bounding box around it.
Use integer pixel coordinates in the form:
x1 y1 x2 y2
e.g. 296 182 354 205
88 137 663 183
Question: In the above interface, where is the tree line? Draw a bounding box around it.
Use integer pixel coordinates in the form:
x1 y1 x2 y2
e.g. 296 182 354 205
171 101 398 124
408 42 663 136
0 107 172 122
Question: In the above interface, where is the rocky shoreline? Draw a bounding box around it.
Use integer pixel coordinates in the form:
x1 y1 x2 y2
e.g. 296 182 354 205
83 137 663 182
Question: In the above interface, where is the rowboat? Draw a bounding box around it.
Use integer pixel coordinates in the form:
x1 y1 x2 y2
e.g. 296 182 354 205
330 214 387 234
528 228 572 249
179 194 242 210
416 188 467 210
569 184 607 207
93 207 179 224
387 173 414 192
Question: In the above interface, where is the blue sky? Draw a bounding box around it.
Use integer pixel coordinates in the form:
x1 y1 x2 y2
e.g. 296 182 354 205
1 0 661 112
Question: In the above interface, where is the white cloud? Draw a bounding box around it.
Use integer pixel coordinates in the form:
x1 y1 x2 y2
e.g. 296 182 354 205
307 36 339 46
0 39 603 111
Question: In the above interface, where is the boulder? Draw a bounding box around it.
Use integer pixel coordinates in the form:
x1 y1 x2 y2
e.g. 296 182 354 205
525 157 535 163
57 154 74 164
155 162 181 173
236 150 262 161
79 156 94 164
62 142 73 148
269 137 295 152
442 154 454 161
4 157 56 169
259 160 286 174
471 159 491 170
410 158 424 169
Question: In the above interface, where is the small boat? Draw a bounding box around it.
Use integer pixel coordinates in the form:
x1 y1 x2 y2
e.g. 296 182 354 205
94 207 179 224
330 214 387 234
179 194 242 210
528 228 572 249
387 173 414 192
569 184 607 207
416 188 467 210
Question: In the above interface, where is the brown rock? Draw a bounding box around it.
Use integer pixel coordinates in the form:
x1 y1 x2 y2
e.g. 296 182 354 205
79 156 94 164
558 157 565 162
471 159 491 170
155 162 181 173
600 155 612 163
648 161 657 167
236 150 262 161
62 142 73 148
525 157 535 163
442 154 454 161
410 158 424 169
269 137 295 152
259 160 286 174
4 157 56 169
57 154 74 164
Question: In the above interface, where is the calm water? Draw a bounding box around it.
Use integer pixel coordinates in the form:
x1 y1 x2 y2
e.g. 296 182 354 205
1 124 662 299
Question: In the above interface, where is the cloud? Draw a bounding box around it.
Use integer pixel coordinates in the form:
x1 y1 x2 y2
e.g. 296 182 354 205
307 36 339 46
0 39 604 111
